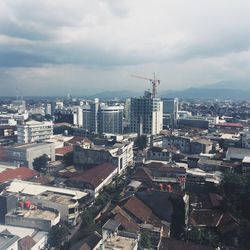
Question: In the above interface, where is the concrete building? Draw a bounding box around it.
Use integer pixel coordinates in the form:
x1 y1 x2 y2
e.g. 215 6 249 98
0 232 19 250
99 104 123 134
0 193 17 224
73 106 83 127
66 163 118 197
162 98 179 128
5 207 60 231
5 142 55 168
130 93 163 135
163 135 192 153
6 180 89 224
226 147 250 161
81 99 124 134
102 219 139 250
17 120 53 144
0 225 48 250
74 140 134 174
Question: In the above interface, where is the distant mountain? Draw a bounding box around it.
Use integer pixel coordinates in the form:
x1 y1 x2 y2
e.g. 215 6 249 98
160 87 250 99
203 80 250 90
89 80 250 100
88 90 141 99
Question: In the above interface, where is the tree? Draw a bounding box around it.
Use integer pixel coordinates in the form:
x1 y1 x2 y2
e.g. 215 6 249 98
48 224 69 248
140 232 152 249
219 171 250 217
170 196 185 239
33 154 49 173
81 210 94 228
63 151 73 165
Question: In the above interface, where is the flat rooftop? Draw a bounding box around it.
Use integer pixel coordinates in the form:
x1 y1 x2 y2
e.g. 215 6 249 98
11 142 52 150
104 235 137 250
40 191 76 205
6 180 88 200
9 209 57 221
0 233 19 249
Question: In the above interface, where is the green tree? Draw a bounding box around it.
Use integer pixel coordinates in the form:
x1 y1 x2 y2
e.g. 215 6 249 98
219 171 250 217
81 210 94 228
48 224 69 248
63 151 73 165
140 232 152 249
33 154 49 173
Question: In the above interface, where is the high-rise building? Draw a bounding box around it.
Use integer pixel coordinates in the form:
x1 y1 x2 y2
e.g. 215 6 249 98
130 92 163 135
73 106 83 127
17 120 53 143
45 103 52 116
99 105 123 134
162 98 179 128
81 99 124 134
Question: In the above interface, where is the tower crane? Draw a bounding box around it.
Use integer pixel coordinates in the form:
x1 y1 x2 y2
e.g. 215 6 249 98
131 73 160 98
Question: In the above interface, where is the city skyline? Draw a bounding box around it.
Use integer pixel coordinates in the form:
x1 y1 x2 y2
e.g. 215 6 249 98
1 1 250 96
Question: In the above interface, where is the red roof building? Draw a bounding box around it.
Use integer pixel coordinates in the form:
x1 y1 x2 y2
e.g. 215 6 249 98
0 167 38 183
55 146 73 156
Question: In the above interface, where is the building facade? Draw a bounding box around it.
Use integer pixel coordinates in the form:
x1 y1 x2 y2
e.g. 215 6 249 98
130 94 163 135
17 120 53 144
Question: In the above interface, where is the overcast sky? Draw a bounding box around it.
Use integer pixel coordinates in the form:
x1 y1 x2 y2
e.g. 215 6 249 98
1 0 250 96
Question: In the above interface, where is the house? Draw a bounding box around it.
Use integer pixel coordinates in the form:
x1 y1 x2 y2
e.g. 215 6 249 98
0 167 38 183
73 139 133 174
66 163 118 197
226 147 250 161
5 180 90 224
4 142 55 168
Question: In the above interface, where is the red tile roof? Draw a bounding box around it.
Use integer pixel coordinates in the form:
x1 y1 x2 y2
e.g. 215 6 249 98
70 163 117 188
112 205 140 233
189 209 222 227
55 146 73 156
216 122 244 128
123 196 151 222
0 167 38 183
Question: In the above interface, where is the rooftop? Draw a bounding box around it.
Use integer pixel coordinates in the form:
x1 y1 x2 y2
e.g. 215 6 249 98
0 233 19 249
104 235 137 250
8 208 58 221
10 142 53 150
6 180 88 200
69 163 117 188
40 191 77 205
0 167 38 183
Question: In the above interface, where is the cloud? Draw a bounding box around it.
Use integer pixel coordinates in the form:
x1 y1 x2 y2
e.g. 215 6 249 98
1 0 250 95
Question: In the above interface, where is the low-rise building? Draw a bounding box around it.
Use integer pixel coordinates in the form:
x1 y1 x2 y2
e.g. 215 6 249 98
74 140 133 174
17 120 53 144
5 180 90 224
5 207 60 231
0 225 48 250
102 219 139 250
0 232 19 250
66 163 118 197
163 135 192 153
226 147 250 161
5 142 55 168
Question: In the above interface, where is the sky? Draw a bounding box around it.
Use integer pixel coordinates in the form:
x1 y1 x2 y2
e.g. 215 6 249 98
1 0 250 96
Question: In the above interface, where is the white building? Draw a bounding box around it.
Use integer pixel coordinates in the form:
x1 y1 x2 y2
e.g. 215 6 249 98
17 120 53 144
99 104 123 134
130 93 163 135
6 180 89 224
81 99 124 134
